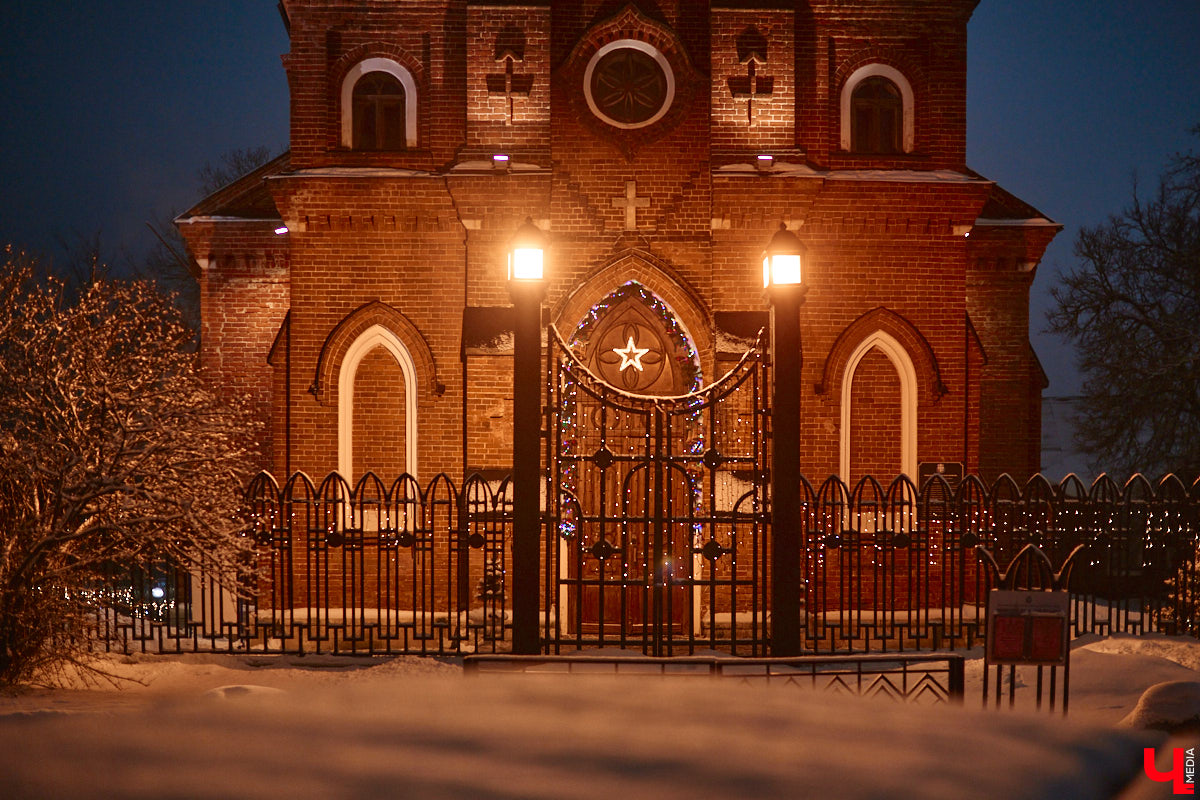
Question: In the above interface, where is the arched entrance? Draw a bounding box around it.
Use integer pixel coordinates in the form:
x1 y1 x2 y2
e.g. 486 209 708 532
567 284 700 639
569 282 701 394
548 282 770 655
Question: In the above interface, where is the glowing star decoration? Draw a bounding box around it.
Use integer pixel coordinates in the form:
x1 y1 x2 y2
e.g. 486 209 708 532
613 336 650 372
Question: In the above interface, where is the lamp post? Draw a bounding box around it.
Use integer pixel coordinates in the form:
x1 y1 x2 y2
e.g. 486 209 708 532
763 222 807 657
508 217 546 655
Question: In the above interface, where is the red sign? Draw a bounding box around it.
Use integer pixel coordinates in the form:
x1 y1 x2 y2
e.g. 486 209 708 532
985 590 1070 666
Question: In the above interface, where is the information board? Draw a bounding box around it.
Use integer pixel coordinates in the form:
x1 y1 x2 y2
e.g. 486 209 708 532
985 589 1070 666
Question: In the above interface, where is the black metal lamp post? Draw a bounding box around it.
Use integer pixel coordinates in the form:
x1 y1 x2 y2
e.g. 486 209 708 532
508 217 546 655
763 222 807 657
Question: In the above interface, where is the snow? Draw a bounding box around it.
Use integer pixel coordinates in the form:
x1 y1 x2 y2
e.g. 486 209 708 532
716 161 985 183
4 636 1200 799
1121 682 1200 732
974 217 1060 226
450 159 548 173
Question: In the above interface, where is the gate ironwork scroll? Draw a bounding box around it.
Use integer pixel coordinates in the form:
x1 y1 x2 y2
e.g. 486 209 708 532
545 325 771 655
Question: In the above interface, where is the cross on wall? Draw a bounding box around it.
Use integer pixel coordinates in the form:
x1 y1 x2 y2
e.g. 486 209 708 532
611 181 650 230
727 59 775 126
485 56 535 125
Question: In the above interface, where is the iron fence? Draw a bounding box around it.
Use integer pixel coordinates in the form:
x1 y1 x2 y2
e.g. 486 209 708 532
90 471 1200 657
464 652 965 704
798 472 1200 653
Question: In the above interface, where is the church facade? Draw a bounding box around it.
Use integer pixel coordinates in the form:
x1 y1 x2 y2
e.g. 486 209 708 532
177 0 1058 488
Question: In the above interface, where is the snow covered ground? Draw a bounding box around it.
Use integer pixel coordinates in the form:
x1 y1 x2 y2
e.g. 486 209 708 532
2 635 1198 799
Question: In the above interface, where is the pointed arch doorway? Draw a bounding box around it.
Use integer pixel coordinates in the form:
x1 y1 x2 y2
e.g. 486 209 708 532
546 281 771 654
561 283 702 644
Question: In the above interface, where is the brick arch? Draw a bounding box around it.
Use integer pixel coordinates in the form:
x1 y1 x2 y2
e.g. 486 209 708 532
330 42 426 91
552 249 713 365
566 4 692 72
817 307 945 405
312 301 438 405
833 48 925 153
329 43 426 148
833 47 925 100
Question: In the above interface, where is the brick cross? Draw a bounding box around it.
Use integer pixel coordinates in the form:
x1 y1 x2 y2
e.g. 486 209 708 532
611 181 650 230
485 55 534 125
727 59 775 126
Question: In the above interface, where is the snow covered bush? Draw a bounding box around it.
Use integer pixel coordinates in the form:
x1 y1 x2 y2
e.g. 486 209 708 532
0 248 259 686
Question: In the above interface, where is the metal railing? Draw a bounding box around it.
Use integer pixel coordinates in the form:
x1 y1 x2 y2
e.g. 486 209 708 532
463 652 966 704
90 471 1200 658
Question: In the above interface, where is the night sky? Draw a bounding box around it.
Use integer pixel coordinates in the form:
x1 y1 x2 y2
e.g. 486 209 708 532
0 1 1196 396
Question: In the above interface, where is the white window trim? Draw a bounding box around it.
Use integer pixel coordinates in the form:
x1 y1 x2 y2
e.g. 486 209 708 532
338 324 419 481
340 57 418 149
839 64 914 154
839 331 918 484
583 39 675 130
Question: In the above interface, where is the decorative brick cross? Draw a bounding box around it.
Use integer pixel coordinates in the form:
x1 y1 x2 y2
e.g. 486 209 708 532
485 31 534 125
727 60 774 126
727 27 774 126
611 181 650 230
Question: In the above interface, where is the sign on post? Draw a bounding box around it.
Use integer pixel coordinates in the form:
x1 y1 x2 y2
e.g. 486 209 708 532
985 589 1070 666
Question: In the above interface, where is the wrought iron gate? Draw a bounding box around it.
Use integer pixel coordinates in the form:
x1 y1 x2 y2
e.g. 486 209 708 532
544 326 771 655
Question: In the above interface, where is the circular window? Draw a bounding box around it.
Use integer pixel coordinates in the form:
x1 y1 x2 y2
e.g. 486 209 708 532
583 39 674 129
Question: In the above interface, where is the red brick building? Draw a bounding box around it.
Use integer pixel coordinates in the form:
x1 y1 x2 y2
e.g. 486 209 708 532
178 0 1057 488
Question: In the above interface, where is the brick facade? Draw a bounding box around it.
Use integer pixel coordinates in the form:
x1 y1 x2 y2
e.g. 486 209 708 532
178 0 1058 487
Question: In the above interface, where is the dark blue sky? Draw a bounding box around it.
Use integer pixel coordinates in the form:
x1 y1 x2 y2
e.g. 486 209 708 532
0 1 1196 396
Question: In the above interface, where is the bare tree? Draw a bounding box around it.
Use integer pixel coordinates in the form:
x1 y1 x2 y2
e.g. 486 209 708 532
195 145 275 197
1048 126 1200 479
142 145 279 331
0 248 260 686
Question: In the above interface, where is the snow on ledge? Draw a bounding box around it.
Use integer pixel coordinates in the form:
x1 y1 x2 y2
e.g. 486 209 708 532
175 215 283 225
974 217 1059 227
263 164 549 180
717 162 984 183
271 167 441 179
450 159 549 173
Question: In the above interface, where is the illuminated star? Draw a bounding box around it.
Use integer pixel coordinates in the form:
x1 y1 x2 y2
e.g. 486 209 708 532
613 336 650 372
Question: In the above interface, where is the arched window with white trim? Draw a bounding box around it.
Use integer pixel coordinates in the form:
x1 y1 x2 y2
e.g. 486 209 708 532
839 64 914 154
840 331 918 485
338 324 419 481
341 58 418 150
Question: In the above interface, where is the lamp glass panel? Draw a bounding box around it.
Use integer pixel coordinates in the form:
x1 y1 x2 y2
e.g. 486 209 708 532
510 247 544 281
770 253 802 285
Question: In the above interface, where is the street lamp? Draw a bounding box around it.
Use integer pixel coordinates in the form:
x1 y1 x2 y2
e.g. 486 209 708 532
763 222 807 657
508 217 546 281
508 217 546 655
762 221 805 288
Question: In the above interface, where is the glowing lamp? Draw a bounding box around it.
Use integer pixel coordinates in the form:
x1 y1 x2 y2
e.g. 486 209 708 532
762 222 805 288
507 217 546 282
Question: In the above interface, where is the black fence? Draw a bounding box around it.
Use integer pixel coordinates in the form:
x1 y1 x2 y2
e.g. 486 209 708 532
464 652 965 704
91 471 1200 658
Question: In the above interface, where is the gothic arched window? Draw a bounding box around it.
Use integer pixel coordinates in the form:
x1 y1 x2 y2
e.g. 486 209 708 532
851 76 902 154
352 72 406 151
